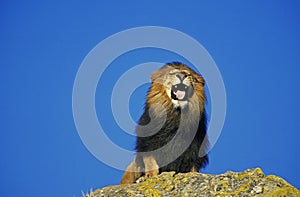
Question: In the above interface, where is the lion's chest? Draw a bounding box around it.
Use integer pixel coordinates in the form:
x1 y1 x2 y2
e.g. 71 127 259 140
136 108 198 152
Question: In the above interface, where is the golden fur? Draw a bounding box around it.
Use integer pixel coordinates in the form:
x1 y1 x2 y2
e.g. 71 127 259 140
147 62 205 115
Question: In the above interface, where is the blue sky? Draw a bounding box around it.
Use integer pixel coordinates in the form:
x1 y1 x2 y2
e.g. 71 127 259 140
1 1 300 196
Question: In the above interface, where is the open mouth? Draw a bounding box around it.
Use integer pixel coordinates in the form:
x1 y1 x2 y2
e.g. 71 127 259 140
171 84 190 101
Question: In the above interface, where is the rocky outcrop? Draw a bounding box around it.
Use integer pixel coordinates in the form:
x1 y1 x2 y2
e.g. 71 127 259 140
85 168 299 197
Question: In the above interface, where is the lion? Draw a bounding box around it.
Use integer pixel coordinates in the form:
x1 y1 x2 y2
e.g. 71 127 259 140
120 62 209 185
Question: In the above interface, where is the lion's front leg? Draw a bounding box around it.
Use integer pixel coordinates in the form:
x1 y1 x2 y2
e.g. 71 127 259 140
143 155 159 178
190 166 199 172
120 160 142 185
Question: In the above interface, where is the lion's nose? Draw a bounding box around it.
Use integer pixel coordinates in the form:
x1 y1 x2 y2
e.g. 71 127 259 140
176 73 187 80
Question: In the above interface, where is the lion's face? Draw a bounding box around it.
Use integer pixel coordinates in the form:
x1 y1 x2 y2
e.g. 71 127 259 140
148 62 205 110
164 68 196 108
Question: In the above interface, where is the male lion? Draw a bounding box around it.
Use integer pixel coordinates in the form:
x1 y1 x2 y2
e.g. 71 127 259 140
120 62 209 185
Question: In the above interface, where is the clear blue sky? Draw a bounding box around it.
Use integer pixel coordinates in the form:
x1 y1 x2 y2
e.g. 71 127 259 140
1 1 300 196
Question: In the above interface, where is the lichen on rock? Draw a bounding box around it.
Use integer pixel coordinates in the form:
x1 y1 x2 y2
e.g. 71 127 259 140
85 168 299 197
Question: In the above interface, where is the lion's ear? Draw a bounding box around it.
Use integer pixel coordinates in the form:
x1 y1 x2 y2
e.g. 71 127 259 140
150 70 160 82
194 74 205 86
199 77 205 85
150 69 167 84
151 65 173 83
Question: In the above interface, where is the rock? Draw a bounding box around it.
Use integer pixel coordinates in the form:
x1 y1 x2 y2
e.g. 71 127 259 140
85 168 299 197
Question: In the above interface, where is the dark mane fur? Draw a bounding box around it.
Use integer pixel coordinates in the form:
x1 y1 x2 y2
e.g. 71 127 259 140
135 102 209 173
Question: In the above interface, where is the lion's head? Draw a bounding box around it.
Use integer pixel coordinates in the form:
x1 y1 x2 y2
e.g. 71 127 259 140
146 62 206 114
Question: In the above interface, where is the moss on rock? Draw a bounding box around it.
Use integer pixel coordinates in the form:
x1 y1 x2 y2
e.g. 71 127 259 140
85 168 299 197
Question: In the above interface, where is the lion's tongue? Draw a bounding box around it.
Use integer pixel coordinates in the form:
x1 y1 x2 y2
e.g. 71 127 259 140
175 90 186 100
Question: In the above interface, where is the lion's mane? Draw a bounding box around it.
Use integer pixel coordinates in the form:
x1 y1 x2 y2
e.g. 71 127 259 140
135 62 209 173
